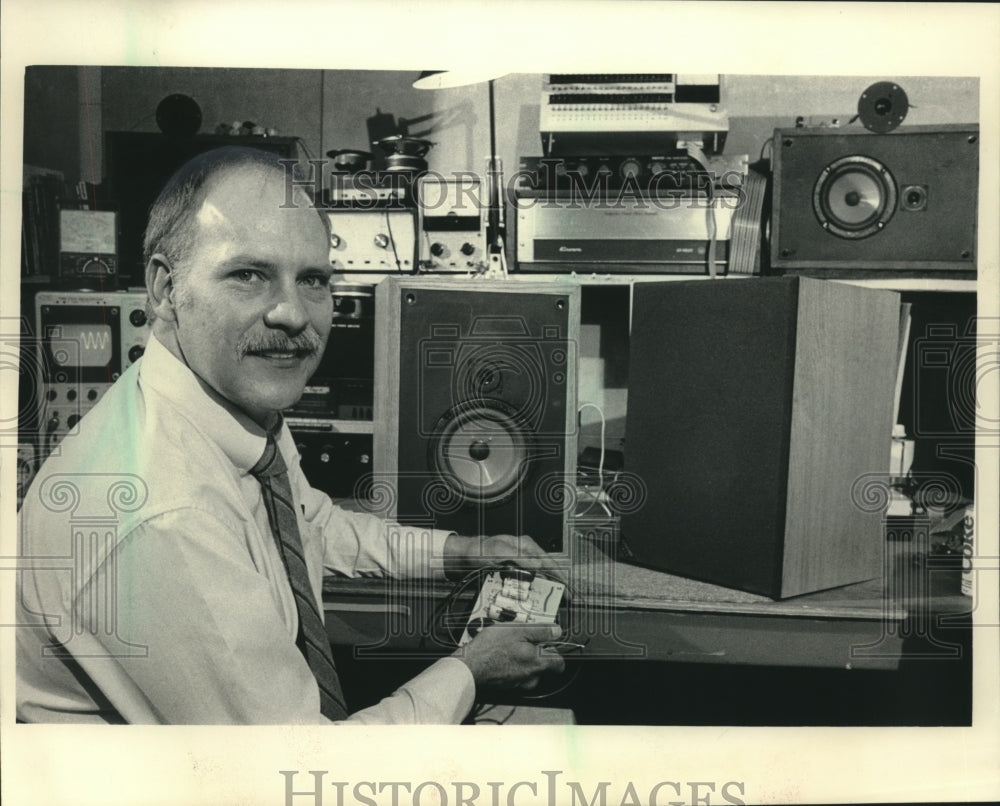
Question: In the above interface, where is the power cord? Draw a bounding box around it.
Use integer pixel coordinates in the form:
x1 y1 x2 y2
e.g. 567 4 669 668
576 402 614 519
680 140 719 279
383 209 406 273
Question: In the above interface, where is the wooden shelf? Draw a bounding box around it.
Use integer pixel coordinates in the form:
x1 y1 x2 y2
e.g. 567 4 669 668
835 277 977 293
333 271 976 292
285 417 373 434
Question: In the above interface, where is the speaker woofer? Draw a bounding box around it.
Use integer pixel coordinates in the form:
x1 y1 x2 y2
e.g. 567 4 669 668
430 400 533 505
812 155 897 239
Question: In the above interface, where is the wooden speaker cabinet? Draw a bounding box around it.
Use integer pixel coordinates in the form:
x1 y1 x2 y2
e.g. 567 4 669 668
622 277 900 598
770 124 978 277
374 278 580 552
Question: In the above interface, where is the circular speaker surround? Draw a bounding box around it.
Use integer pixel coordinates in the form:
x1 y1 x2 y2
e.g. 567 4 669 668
429 399 533 506
812 155 897 239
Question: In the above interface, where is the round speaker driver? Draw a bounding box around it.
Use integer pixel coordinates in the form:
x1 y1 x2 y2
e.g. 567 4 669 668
858 81 909 133
431 401 531 505
825 171 883 226
813 155 897 239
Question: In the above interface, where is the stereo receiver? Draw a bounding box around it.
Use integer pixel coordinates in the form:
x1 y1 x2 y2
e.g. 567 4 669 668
515 192 737 274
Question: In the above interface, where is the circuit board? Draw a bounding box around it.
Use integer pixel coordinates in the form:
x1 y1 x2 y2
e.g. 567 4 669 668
459 569 565 646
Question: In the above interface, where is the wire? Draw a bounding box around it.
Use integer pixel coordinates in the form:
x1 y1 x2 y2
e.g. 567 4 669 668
575 402 614 518
577 402 607 488
382 209 404 273
419 567 485 651
294 136 316 163
471 702 517 725
705 180 718 278
426 564 587 704
758 136 775 163
679 141 719 279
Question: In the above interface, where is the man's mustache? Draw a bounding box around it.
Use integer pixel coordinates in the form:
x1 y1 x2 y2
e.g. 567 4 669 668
238 328 323 358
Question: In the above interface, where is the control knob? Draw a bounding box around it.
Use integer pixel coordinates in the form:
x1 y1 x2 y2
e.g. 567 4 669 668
620 158 643 179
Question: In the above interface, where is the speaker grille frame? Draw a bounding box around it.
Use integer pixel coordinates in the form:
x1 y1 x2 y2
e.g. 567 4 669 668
373 278 580 553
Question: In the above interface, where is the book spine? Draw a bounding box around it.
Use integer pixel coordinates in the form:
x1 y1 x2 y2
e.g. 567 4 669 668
960 506 974 597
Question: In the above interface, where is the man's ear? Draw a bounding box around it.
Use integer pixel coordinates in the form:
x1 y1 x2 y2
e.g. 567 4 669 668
146 254 179 323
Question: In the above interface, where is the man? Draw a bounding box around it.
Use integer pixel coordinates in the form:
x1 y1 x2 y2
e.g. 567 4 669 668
17 147 564 724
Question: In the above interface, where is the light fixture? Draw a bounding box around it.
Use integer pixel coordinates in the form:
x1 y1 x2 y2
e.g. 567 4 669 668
412 70 504 90
413 70 508 274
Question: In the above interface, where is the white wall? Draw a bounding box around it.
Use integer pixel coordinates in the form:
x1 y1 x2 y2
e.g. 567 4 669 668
95 69 980 182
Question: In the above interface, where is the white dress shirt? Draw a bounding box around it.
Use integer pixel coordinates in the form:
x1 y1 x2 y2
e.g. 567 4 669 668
17 333 474 724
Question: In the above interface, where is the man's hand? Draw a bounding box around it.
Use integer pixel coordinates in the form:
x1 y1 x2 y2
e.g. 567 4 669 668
443 533 565 581
455 623 566 690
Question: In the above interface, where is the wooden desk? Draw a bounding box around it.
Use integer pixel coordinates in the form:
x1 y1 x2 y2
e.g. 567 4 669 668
322 528 971 674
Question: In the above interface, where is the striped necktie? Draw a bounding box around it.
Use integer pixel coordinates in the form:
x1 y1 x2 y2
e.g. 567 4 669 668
251 431 349 721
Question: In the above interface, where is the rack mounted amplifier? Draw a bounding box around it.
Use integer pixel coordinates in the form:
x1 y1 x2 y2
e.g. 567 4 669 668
514 191 738 274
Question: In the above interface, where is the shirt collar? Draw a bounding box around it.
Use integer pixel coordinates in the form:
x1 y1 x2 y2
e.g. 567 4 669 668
138 332 271 472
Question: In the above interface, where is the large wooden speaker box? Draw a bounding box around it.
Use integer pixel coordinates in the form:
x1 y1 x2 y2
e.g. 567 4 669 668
622 277 900 598
374 278 579 552
770 124 978 276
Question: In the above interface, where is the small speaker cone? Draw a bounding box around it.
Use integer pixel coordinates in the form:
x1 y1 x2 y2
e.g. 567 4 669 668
813 155 897 239
901 184 928 212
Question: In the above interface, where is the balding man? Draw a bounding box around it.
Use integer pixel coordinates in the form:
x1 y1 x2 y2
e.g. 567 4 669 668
17 147 563 724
